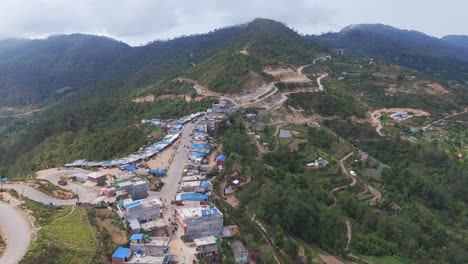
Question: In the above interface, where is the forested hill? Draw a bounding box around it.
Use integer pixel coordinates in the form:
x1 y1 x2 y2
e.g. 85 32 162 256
0 25 246 107
309 24 468 83
442 35 468 48
0 18 326 176
0 34 131 106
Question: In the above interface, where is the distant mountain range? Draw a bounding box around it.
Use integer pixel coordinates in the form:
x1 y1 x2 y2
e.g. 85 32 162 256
2 21 468 107
309 24 468 83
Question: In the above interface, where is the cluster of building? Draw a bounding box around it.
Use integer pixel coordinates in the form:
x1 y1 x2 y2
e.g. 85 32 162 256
64 112 204 169
110 100 249 263
306 157 329 169
390 111 411 121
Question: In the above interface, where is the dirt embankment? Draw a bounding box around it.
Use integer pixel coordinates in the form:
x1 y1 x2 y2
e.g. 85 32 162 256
370 108 430 117
132 94 155 103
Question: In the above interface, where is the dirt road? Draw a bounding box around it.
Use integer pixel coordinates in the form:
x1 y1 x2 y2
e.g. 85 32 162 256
423 106 468 129
0 108 44 118
0 201 32 264
36 168 99 203
330 152 356 206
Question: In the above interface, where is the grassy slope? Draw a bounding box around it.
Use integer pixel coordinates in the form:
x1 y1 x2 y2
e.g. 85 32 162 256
21 200 117 264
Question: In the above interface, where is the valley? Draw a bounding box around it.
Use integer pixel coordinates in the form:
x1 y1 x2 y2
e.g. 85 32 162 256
0 18 467 264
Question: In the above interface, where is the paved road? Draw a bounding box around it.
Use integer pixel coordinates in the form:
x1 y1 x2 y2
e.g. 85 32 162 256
36 169 99 203
154 121 197 202
3 184 77 205
0 201 32 264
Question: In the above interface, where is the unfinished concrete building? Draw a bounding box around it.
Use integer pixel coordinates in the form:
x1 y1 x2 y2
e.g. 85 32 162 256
176 205 223 240
129 234 170 255
194 236 219 260
120 197 162 221
178 181 211 193
117 180 149 200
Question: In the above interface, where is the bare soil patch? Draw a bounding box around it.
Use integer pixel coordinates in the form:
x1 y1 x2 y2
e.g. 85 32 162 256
132 94 155 103
426 83 449 94
96 218 127 244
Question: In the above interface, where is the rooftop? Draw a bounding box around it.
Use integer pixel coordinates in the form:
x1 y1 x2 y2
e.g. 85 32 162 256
278 129 292 138
130 236 170 246
125 254 168 264
182 175 206 182
140 218 168 230
194 236 218 246
177 205 222 220
230 240 248 255
175 193 209 201
87 171 107 178
112 247 131 259
123 197 162 210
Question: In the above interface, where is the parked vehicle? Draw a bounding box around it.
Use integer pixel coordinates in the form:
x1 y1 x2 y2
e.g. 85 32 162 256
58 179 67 186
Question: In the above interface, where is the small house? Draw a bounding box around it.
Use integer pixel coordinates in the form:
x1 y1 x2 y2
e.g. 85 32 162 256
87 171 107 186
111 247 132 264
230 240 248 263
216 155 226 169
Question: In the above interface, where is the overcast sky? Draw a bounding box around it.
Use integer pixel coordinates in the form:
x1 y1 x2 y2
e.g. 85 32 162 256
1 0 466 46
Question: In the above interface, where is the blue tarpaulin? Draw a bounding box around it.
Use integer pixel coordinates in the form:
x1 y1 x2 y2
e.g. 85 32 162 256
189 152 205 158
217 155 226 161
112 247 131 259
149 169 166 177
121 165 138 171
102 161 111 166
191 143 207 149
200 182 210 188
130 233 143 241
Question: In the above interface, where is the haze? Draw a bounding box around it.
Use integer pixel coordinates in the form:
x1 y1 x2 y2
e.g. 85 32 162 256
1 0 467 45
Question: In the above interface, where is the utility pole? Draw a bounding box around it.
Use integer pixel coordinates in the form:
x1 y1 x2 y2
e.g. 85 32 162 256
76 188 80 204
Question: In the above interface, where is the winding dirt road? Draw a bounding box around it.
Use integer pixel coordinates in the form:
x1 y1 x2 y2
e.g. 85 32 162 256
330 152 356 206
0 108 44 118
0 202 32 264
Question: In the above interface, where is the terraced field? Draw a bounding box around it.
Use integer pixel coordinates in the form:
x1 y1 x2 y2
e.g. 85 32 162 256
21 206 97 264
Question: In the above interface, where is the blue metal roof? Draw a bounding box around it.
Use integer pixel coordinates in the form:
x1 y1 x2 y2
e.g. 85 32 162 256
130 233 144 240
180 193 208 200
191 143 207 149
200 182 210 188
112 247 131 259
217 155 226 161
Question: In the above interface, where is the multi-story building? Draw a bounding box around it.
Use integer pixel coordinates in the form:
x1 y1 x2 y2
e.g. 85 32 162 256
176 205 223 240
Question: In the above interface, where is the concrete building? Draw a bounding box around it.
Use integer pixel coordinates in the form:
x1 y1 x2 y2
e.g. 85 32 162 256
87 171 107 185
194 236 219 260
175 193 209 206
140 218 169 237
129 234 170 255
117 180 149 200
179 181 211 193
71 172 88 183
176 205 223 240
230 240 248 263
182 175 206 182
112 246 172 264
120 197 162 222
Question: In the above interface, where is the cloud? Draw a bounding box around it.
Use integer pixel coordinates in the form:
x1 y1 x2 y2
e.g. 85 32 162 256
0 0 333 45
0 0 466 45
